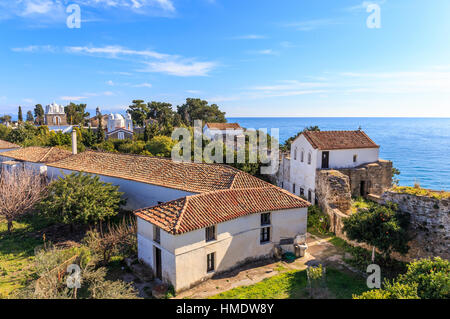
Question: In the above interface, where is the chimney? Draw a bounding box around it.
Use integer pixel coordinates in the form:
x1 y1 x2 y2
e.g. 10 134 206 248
71 129 77 155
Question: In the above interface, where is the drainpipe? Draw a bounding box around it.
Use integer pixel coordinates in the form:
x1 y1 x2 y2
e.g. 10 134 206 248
71 129 77 155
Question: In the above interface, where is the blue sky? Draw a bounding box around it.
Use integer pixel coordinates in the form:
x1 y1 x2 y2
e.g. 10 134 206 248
0 0 449 118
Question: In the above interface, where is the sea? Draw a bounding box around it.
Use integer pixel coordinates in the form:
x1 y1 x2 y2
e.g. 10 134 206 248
227 117 450 191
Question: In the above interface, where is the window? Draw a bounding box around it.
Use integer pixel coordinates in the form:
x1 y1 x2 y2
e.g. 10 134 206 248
294 148 297 160
308 152 312 165
308 190 312 203
353 154 358 163
261 213 271 226
207 252 215 272
260 227 270 243
205 225 216 242
300 188 305 197
301 150 304 162
118 132 125 140
293 183 296 194
153 225 160 244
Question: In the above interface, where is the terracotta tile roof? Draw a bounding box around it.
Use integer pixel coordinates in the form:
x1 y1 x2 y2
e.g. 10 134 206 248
48 150 267 193
0 139 20 150
205 123 242 130
135 187 310 234
302 130 379 150
0 146 72 163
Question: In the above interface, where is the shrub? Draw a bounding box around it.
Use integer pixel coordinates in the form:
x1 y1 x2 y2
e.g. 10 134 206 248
398 257 449 299
343 202 410 259
145 136 174 157
84 217 137 265
307 205 331 235
39 172 125 226
354 281 419 299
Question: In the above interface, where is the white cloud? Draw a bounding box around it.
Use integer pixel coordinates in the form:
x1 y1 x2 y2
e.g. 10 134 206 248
141 60 217 77
247 49 277 55
60 96 87 101
65 45 170 60
284 19 340 31
133 83 152 88
0 0 176 22
345 1 386 12
11 45 56 52
231 34 267 40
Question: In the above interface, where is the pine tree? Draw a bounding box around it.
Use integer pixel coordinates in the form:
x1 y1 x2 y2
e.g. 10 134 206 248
34 104 45 125
96 114 105 143
26 111 34 123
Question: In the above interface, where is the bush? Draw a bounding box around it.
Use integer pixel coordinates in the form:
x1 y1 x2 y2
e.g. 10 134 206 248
354 281 419 299
84 217 137 265
398 257 449 299
39 172 125 226
145 136 174 157
353 258 449 299
307 205 330 235
343 202 410 258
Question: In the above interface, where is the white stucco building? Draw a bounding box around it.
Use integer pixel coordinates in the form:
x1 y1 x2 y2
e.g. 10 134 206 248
106 113 134 140
44 102 67 126
280 130 380 202
203 123 244 141
0 144 309 292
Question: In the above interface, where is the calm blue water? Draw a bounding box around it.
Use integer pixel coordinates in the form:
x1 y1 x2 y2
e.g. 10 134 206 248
228 117 450 191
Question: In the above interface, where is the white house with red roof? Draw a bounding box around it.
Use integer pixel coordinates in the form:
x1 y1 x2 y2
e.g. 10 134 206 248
282 130 383 203
203 122 244 141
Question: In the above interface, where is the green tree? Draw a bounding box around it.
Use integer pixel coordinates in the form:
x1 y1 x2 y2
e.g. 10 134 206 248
144 122 159 142
96 115 105 143
0 115 12 124
354 281 419 299
26 111 34 123
18 106 23 123
145 136 174 157
34 104 45 125
39 172 125 226
64 103 90 125
281 126 320 152
177 98 226 126
398 257 449 299
342 202 410 259
354 257 449 299
127 100 149 127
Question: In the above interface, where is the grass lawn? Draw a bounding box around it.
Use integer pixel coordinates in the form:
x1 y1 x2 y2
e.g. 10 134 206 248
0 215 51 297
210 267 368 299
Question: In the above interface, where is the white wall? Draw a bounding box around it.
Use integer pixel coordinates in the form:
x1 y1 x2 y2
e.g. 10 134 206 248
288 135 379 201
0 156 47 174
289 135 318 201
315 148 379 170
203 126 244 140
46 166 195 210
137 207 308 292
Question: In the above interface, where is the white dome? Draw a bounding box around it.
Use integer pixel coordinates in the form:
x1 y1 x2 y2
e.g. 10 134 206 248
114 114 124 120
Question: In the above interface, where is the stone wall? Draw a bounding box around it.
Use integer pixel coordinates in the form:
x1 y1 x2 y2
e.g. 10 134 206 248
338 160 392 197
315 170 352 233
382 191 450 261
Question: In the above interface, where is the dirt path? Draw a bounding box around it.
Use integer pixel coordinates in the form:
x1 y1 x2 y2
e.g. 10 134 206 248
174 233 358 299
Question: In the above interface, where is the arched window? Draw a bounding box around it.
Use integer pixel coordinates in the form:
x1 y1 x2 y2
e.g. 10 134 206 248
308 152 312 165
301 149 304 162
118 132 125 140
294 148 297 160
